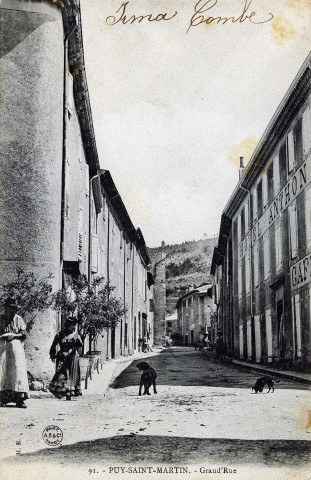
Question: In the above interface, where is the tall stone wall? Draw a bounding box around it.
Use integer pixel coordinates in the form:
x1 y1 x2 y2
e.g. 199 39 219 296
150 252 166 345
0 0 64 379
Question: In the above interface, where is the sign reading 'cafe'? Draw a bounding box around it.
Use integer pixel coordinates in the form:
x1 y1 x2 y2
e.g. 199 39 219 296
291 253 311 292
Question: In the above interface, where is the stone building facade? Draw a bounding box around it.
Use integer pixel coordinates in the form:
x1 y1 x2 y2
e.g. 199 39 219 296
0 0 152 379
176 284 213 346
211 53 311 369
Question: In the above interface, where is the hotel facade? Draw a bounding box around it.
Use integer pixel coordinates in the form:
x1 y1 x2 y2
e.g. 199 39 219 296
211 53 311 370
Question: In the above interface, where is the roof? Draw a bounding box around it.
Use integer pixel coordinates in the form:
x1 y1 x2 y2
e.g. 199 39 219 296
223 51 311 218
100 170 150 265
57 0 100 176
176 283 211 308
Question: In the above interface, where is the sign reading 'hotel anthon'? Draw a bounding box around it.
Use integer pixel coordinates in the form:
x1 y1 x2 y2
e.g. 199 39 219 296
238 156 311 262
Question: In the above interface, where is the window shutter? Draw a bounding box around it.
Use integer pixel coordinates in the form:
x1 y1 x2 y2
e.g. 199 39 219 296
294 294 302 357
253 242 259 287
245 251 250 294
287 130 295 174
238 262 242 299
275 218 283 273
302 105 311 157
91 234 98 273
306 185 311 252
78 207 83 261
273 154 280 195
244 202 249 233
288 202 298 259
263 231 270 280
252 186 258 224
265 309 272 359
262 172 268 209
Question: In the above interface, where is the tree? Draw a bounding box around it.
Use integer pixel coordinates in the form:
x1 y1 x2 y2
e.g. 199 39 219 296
0 269 53 331
53 275 126 352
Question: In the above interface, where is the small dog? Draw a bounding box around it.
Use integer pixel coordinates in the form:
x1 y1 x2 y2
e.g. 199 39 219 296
252 376 280 393
136 361 157 396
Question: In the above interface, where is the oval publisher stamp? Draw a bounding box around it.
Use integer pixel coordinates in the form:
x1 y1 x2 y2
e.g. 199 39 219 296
42 425 63 446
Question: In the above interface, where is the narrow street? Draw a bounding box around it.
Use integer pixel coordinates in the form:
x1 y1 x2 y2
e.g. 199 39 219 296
1 348 310 480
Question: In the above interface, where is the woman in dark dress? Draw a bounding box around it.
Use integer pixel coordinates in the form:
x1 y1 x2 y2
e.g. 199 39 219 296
49 318 83 400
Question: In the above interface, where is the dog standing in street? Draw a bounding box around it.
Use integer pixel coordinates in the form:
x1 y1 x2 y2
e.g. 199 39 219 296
136 361 157 396
252 376 280 393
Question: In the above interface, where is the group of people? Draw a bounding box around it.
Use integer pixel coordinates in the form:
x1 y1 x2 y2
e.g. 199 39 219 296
0 299 83 408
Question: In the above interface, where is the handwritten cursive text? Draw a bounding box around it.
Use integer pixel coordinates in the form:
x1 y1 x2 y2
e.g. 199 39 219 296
187 0 273 33
106 2 178 26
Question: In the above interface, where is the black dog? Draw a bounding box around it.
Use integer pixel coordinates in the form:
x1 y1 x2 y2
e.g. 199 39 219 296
136 361 157 396
252 376 280 393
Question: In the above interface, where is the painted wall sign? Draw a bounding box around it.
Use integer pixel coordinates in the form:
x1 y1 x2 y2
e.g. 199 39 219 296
238 156 311 262
290 252 311 291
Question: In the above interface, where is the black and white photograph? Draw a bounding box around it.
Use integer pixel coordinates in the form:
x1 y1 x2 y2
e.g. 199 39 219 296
0 1 311 479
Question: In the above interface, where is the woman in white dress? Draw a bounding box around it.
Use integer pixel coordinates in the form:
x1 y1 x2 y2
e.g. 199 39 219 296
0 299 29 408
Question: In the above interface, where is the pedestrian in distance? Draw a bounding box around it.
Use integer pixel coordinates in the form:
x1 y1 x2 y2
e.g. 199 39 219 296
214 332 225 363
0 298 29 408
49 317 83 401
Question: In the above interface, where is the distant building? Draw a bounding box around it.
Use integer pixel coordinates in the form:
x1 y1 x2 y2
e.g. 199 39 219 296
0 0 153 379
165 311 178 337
176 284 213 346
211 52 311 369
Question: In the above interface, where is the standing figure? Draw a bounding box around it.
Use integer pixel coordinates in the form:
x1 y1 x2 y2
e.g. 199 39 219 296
49 317 83 400
0 299 29 408
214 332 225 363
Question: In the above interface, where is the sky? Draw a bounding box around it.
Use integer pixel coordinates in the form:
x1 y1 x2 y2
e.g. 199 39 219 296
80 0 311 247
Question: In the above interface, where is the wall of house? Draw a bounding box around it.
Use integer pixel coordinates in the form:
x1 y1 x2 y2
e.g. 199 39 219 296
0 0 64 379
232 91 311 367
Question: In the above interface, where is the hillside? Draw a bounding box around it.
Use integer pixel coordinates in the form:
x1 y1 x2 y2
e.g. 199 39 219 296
148 237 218 314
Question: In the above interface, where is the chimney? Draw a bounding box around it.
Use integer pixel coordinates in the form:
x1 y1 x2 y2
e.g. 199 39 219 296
239 156 245 179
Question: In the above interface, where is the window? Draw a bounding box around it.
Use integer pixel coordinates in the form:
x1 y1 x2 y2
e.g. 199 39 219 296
267 163 274 203
302 105 311 157
262 172 268 209
257 180 263 217
294 118 303 166
241 208 245 238
287 130 295 175
167 321 172 328
238 214 242 242
279 142 287 186
288 202 298 259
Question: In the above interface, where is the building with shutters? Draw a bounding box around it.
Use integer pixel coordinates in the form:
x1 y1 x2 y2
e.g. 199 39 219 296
176 284 213 346
211 52 311 370
0 0 153 379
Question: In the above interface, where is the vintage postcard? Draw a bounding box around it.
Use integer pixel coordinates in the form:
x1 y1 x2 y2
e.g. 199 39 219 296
0 1 311 480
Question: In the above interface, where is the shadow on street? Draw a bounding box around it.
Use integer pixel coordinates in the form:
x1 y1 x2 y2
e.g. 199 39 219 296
5 436 311 466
